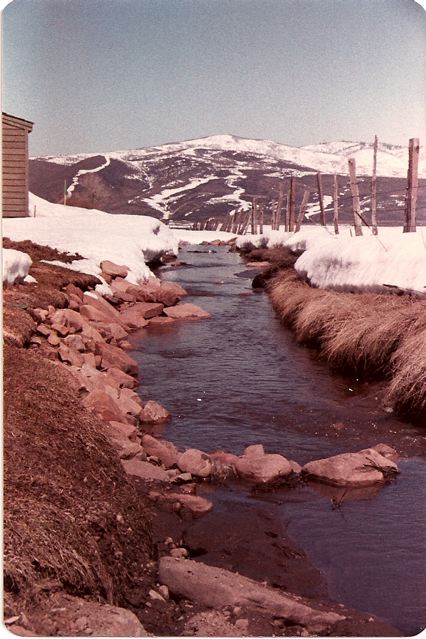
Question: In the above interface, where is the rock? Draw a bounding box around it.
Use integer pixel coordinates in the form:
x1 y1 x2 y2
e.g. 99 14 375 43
236 447 292 484
81 351 98 368
210 451 239 478
121 459 169 482
124 301 164 321
156 281 188 307
36 323 52 337
142 434 179 468
64 283 84 300
51 322 70 337
63 334 86 352
118 441 144 460
171 493 213 517
178 449 212 478
140 400 171 424
82 292 122 321
80 304 122 326
96 341 138 376
58 343 85 368
47 333 61 347
164 303 210 320
370 443 399 462
148 589 165 602
184 610 244 637
118 307 149 330
289 460 302 474
45 595 149 636
107 420 139 442
169 547 189 558
33 307 49 322
159 557 344 633
104 366 137 389
100 260 129 279
91 321 129 343
51 309 104 344
83 389 130 424
148 316 175 326
158 585 169 600
116 390 143 419
175 472 193 482
302 447 399 487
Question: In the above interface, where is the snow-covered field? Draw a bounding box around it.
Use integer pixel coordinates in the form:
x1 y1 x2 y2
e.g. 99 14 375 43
3 193 179 294
237 226 426 294
4 193 425 295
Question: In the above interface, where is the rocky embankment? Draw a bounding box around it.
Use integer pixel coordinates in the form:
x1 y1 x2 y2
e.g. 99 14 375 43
4 240 401 636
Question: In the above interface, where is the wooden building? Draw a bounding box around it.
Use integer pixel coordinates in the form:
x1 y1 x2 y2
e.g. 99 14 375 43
2 112 33 217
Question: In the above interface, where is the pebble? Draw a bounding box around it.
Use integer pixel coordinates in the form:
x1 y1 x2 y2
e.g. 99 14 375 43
170 547 189 558
158 585 169 600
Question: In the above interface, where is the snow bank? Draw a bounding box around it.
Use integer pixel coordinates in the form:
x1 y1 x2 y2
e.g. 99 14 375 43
3 249 32 285
173 229 237 245
4 193 179 294
237 225 426 293
295 228 426 294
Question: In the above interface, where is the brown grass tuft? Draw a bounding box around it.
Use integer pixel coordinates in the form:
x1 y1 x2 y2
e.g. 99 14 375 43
387 327 426 415
268 268 426 417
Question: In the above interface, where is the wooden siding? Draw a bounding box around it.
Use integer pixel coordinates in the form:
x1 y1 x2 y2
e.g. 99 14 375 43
2 114 33 217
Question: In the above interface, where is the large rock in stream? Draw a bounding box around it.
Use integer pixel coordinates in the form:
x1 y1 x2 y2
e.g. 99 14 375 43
235 444 292 484
302 444 399 487
159 557 345 633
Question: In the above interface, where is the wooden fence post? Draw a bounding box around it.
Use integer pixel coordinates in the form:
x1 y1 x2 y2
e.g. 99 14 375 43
289 177 296 232
316 172 325 225
63 180 67 206
404 137 419 233
348 159 363 236
371 135 378 235
251 197 257 234
276 182 284 230
259 203 264 234
295 189 310 232
333 174 339 235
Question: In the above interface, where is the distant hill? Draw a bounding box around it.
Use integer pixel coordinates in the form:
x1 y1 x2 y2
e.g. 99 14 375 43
29 134 426 226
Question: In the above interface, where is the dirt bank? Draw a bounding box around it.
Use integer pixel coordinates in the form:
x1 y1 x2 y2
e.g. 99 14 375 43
242 246 426 423
3 239 401 636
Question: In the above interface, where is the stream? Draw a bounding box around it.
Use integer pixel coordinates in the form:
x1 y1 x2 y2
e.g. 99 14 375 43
131 245 426 635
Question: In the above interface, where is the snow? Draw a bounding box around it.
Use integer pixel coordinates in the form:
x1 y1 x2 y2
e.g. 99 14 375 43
173 229 237 245
66 155 111 197
38 134 426 180
238 225 426 294
4 193 179 295
143 176 217 219
3 249 32 285
295 228 426 294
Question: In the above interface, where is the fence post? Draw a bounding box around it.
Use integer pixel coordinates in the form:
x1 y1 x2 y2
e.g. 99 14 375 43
348 158 363 236
371 135 378 235
259 203 264 234
333 174 339 235
404 137 419 233
251 197 257 234
276 182 284 230
295 189 310 232
289 177 296 232
316 172 325 225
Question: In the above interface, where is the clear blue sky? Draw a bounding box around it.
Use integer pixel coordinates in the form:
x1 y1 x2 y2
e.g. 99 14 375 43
2 0 425 155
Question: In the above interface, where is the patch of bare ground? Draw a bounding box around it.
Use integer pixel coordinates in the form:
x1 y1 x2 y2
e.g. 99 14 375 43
267 263 426 420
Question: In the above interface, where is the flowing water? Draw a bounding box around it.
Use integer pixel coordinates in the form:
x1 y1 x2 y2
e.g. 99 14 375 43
132 246 426 635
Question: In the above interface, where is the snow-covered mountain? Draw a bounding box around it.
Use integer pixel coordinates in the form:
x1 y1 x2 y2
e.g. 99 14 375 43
29 134 426 226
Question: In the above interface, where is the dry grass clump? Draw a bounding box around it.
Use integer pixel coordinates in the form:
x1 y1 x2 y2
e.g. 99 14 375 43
246 246 297 269
323 296 426 375
268 267 426 416
4 343 153 612
387 326 426 416
268 270 321 326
